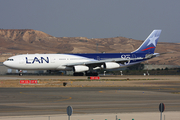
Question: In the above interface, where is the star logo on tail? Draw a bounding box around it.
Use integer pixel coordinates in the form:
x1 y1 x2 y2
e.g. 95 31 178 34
147 35 159 47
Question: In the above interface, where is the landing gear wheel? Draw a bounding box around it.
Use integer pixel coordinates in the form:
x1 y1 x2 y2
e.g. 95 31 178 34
19 73 23 76
85 72 98 76
73 72 84 76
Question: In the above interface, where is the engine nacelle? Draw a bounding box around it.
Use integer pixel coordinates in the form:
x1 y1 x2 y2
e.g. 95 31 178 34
102 62 120 69
73 65 89 72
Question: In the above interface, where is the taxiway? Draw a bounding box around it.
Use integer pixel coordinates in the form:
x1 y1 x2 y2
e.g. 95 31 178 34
0 87 180 116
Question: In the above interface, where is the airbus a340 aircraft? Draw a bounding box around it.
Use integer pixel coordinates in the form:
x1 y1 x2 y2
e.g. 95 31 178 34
3 30 161 76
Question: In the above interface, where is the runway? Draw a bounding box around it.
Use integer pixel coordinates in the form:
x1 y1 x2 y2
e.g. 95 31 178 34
0 87 180 116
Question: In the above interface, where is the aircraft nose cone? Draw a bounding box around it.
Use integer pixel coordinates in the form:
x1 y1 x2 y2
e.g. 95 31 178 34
3 61 7 66
3 61 9 67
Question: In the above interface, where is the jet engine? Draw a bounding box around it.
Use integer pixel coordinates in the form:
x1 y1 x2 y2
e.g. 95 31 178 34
73 65 89 72
102 62 120 69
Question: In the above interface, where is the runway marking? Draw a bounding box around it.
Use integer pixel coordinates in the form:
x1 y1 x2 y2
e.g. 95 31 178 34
54 96 72 102
99 91 104 93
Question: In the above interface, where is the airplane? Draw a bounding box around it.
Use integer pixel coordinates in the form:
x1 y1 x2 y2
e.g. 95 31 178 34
3 30 161 76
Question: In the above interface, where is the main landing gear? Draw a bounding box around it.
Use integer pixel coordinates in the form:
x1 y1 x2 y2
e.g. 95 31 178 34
73 72 98 76
73 72 84 76
85 72 98 76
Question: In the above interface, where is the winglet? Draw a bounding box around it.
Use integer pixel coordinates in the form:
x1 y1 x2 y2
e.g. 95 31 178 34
132 30 162 54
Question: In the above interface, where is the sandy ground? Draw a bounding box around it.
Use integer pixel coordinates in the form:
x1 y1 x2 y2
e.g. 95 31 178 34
0 112 180 120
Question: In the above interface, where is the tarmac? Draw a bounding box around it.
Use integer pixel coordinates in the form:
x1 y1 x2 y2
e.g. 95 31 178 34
0 75 180 120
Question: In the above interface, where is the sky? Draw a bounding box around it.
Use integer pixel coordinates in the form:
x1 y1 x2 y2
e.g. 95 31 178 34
0 0 180 43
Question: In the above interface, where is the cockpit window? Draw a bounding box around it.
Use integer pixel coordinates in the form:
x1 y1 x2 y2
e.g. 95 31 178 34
7 59 14 61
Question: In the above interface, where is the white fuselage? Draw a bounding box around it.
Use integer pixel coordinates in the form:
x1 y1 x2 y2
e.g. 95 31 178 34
3 54 94 70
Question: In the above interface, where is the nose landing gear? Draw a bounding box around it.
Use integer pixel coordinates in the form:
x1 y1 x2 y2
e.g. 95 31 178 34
18 70 23 76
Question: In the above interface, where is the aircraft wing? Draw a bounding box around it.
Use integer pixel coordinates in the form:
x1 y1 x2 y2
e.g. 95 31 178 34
65 57 144 67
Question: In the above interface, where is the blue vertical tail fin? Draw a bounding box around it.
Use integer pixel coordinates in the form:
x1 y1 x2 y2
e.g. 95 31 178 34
132 30 161 54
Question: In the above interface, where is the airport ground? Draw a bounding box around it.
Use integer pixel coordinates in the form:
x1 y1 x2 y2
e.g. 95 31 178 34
0 75 180 120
